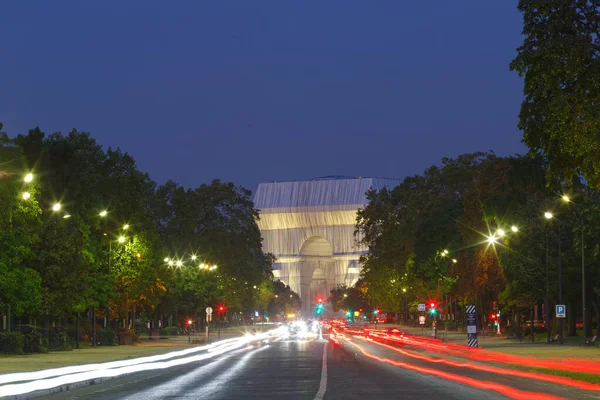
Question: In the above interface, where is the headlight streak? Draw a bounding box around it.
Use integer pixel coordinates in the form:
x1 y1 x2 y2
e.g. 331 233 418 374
354 335 600 392
0 337 241 386
341 338 565 400
182 344 270 398
0 331 278 397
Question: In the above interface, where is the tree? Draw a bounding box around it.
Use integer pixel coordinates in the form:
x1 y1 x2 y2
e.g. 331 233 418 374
356 153 551 327
511 1 600 188
154 179 274 319
267 280 300 317
0 131 43 324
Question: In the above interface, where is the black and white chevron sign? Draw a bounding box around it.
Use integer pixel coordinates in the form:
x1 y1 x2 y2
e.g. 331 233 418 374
468 338 478 347
466 305 476 314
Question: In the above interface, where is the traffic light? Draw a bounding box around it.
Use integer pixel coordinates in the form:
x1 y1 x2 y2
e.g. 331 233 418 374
373 309 380 315
187 319 192 325
218 306 225 312
429 302 437 315
318 297 323 304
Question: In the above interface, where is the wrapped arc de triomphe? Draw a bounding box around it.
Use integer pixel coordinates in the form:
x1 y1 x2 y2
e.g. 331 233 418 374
254 176 399 315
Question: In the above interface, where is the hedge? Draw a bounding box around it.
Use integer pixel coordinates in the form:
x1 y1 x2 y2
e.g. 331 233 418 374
0 332 24 354
98 329 116 346
160 326 179 336
23 330 44 353
48 332 72 351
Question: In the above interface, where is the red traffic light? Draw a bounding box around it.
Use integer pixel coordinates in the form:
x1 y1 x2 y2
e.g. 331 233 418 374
218 306 224 312
187 319 192 325
430 302 436 309
359 308 363 312
491 314 497 319
318 298 323 304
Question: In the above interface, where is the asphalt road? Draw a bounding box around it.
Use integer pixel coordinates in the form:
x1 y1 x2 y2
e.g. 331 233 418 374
33 336 598 400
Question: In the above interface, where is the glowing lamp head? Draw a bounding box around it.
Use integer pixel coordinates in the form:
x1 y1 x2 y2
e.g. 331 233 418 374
188 319 192 325
22 191 31 200
191 255 197 260
24 173 33 183
176 260 183 267
487 235 497 244
52 203 61 212
511 225 518 233
118 236 126 243
544 212 553 219
562 195 570 202
122 224 129 230
497 229 505 237
99 210 108 217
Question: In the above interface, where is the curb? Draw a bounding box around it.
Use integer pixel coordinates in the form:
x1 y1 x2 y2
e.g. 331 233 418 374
2 374 126 400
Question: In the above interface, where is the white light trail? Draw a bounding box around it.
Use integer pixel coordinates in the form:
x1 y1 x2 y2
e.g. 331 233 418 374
0 331 278 397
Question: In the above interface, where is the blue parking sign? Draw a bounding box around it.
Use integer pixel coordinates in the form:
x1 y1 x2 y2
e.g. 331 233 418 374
556 305 566 318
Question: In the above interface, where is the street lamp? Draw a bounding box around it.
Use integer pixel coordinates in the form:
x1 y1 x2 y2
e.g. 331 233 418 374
561 195 570 203
63 214 71 219
118 236 126 243
497 229 505 237
22 192 31 200
24 173 33 183
164 257 170 262
443 249 449 255
122 224 129 230
176 260 183 267
191 255 197 261
511 225 518 233
52 203 61 212
487 235 497 244
452 258 457 263
99 210 108 217
544 211 553 219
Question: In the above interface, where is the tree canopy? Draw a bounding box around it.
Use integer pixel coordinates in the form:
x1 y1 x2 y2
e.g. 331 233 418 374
511 1 600 188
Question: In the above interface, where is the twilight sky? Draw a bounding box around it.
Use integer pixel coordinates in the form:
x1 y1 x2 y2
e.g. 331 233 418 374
0 1 526 193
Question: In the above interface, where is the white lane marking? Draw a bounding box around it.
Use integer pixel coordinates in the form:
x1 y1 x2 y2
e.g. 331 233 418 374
314 343 328 400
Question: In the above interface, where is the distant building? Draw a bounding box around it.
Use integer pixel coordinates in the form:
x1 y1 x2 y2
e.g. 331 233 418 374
254 176 399 315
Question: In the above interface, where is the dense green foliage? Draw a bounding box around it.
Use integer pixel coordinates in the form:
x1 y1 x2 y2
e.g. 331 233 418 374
0 123 288 351
511 1 600 188
356 152 600 335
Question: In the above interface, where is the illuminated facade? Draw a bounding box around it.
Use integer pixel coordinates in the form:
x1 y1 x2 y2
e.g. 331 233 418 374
254 176 399 315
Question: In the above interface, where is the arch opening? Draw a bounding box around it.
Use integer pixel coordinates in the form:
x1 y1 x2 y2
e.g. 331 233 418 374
300 236 333 257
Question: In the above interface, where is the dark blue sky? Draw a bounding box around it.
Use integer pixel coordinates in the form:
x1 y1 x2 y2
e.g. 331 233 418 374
1 1 525 192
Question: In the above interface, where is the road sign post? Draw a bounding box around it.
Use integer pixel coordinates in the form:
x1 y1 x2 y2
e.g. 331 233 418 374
418 303 425 312
205 307 213 342
466 304 478 347
556 305 566 318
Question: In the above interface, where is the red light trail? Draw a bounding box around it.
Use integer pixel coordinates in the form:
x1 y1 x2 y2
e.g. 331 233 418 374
343 339 566 400
355 336 600 392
